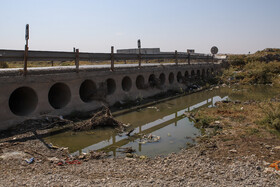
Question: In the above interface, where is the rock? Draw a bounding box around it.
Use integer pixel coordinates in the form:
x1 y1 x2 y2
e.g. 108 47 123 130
265 145 272 149
263 167 275 173
229 149 237 153
126 153 134 158
139 155 147 159
274 146 280 150
263 161 270 166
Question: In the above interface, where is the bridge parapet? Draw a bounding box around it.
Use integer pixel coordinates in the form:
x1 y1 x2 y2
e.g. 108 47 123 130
0 50 223 130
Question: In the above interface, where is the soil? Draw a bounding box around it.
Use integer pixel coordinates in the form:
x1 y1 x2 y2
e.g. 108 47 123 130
1 97 280 186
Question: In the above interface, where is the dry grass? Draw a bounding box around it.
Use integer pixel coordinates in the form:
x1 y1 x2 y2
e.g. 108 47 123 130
193 100 280 162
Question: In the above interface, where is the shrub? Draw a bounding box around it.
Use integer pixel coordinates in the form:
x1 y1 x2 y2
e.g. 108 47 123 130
242 61 280 84
260 103 280 131
228 55 247 67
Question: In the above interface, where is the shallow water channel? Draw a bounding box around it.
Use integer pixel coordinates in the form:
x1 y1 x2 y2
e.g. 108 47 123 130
44 85 280 157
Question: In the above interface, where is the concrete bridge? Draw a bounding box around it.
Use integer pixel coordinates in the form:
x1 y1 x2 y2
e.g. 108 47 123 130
0 49 225 130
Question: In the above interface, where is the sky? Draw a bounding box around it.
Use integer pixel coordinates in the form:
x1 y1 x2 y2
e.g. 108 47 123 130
0 0 279 54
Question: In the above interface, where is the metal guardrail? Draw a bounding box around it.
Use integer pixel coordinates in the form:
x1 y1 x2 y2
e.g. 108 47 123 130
0 49 216 75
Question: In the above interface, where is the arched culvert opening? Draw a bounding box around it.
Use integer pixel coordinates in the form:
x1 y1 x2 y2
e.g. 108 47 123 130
197 70 201 78
202 69 206 78
191 70 195 78
106 78 116 95
185 71 189 80
169 72 174 84
159 73 165 85
136 75 145 89
206 69 210 77
211 68 214 75
79 80 97 103
122 76 132 92
177 71 183 83
149 74 157 88
9 87 38 116
48 83 71 109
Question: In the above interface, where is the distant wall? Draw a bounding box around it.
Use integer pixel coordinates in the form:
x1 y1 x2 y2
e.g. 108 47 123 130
117 48 161 54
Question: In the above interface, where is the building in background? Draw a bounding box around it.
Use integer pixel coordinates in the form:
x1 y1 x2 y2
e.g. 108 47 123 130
187 49 195 54
117 48 160 54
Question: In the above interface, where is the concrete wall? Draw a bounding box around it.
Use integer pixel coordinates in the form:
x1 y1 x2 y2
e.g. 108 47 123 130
117 48 161 54
0 63 221 130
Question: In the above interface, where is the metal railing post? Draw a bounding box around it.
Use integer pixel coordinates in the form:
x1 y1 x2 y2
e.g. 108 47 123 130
23 45 28 76
175 50 178 65
75 49 79 73
23 24 29 76
111 46 114 71
138 39 141 68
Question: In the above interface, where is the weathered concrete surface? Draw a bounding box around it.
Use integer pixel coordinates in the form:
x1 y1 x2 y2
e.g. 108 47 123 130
0 62 222 130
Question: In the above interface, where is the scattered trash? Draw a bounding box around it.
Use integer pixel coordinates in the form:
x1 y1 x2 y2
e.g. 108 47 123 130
25 157 34 164
47 157 60 163
229 149 237 153
77 151 108 160
147 106 159 111
48 143 59 149
65 159 81 165
57 158 81 166
138 134 161 144
269 161 280 171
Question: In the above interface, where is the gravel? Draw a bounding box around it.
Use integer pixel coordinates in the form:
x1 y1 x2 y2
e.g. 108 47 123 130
1 143 279 187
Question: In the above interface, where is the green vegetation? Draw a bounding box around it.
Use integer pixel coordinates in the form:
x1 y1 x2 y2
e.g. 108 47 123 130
260 102 280 133
222 48 280 86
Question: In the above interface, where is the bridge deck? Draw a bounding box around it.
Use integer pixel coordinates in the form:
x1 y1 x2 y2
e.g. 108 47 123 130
0 62 216 76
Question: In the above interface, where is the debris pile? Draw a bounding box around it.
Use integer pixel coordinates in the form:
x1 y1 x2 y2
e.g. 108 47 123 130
73 108 129 132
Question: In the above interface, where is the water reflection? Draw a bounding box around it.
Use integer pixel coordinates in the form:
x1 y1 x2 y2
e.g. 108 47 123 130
45 88 229 157
44 85 279 157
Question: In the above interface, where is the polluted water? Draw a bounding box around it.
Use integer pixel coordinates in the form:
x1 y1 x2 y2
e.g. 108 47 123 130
44 85 280 157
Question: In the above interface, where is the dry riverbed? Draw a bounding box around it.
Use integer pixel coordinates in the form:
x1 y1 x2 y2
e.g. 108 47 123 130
1 97 280 186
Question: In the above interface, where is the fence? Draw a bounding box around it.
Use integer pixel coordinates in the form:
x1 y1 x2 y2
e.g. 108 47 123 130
0 48 216 75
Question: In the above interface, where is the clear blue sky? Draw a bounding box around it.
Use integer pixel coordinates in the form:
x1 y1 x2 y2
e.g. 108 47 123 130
0 0 279 54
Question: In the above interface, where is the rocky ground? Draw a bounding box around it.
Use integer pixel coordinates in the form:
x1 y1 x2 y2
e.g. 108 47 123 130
1 98 280 186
